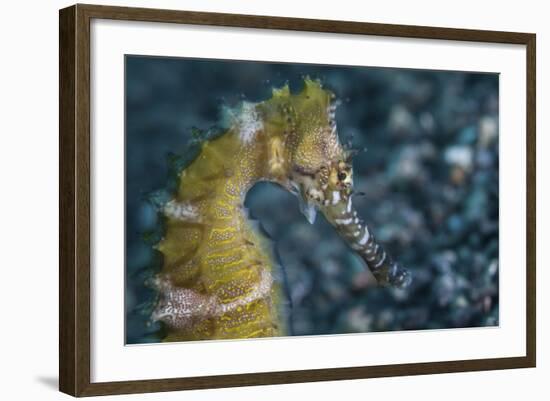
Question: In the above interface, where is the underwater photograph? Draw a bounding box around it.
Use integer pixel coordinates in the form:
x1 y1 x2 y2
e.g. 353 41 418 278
125 55 499 344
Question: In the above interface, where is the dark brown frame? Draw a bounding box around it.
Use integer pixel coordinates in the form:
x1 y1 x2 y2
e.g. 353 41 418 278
59 3 536 397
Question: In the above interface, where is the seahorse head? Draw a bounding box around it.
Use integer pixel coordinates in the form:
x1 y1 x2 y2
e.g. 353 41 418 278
258 78 411 287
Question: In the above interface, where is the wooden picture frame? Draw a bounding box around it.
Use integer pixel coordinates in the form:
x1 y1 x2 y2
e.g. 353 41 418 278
59 3 536 397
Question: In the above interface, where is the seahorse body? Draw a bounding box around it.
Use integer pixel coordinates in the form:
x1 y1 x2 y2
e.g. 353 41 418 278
151 79 411 342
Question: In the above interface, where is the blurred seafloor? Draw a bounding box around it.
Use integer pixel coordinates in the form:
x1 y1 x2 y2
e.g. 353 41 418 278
125 55 499 344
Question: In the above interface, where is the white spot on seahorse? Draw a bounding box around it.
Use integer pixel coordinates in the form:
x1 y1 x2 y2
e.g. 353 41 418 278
308 188 324 203
297 187 318 224
225 101 263 144
300 200 318 224
332 191 341 204
151 276 216 330
334 217 353 225
358 228 370 245
373 251 386 268
216 269 273 315
163 200 199 221
151 269 273 329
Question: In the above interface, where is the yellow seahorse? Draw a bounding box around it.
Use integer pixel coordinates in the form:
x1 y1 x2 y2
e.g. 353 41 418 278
150 78 411 342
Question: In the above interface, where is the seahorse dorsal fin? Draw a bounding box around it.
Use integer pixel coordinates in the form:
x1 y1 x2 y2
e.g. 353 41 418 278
271 84 290 98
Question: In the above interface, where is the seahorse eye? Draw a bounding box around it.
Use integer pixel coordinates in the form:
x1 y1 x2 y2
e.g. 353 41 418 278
338 172 347 181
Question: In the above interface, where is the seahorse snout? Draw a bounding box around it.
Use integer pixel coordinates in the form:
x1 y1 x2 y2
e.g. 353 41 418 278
321 193 412 289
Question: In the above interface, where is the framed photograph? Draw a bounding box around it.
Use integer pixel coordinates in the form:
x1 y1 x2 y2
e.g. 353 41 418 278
59 4 536 397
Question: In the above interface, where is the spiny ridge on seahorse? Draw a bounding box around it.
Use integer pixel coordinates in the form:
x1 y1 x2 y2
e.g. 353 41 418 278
148 78 411 342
